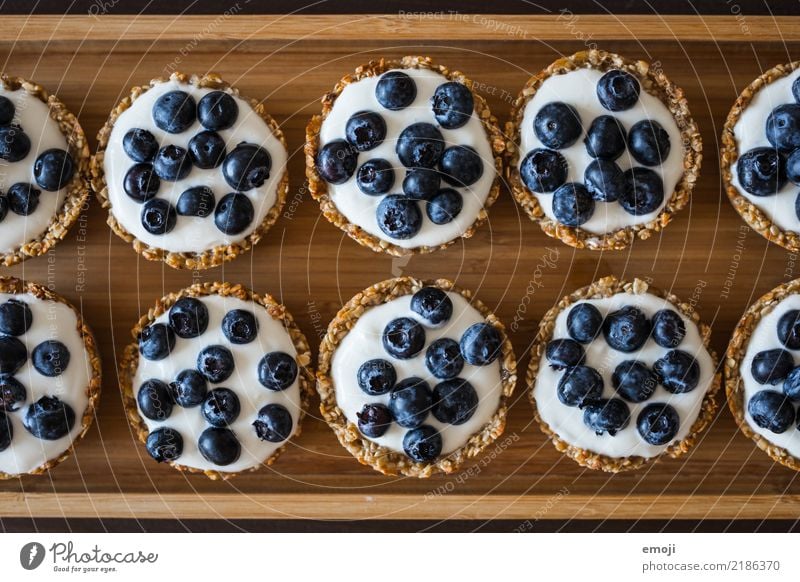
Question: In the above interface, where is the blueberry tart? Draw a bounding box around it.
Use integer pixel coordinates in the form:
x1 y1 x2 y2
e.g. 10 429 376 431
506 50 702 250
92 72 289 269
305 56 504 256
0 277 101 478
317 277 517 477
529 276 720 471
119 282 312 479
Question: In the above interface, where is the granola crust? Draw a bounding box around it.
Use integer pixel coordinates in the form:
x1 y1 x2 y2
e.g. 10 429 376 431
725 278 800 471
90 72 290 270
721 61 800 252
527 275 721 472
0 277 102 479
505 50 703 251
118 281 314 480
316 276 517 478
0 75 91 267
304 56 506 257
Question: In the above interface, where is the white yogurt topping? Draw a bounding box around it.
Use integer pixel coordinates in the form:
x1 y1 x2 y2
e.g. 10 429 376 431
133 294 302 473
518 68 684 235
533 292 714 459
104 79 287 253
0 293 91 475
319 68 496 249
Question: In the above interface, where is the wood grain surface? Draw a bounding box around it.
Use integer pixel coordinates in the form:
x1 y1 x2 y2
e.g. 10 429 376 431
0 14 798 522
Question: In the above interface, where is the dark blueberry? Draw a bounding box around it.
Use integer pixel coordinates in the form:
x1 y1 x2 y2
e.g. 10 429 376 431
23 396 75 440
403 168 440 200
0 336 26 374
439 145 483 187
0 196 7 223
432 378 478 425
651 309 686 348
345 110 386 151
603 306 650 353
627 120 671 166
520 148 568 193
123 128 158 162
460 322 502 366
788 149 800 185
612 360 658 403
176 186 215 217
0 125 30 162
567 303 603 344
201 387 240 427
316 139 357 185
169 369 207 408
152 90 196 134
32 340 70 377
778 310 800 349
766 103 800 153
221 309 258 344
0 412 11 451
0 376 25 411
654 350 701 394
376 195 422 239
425 338 464 380
584 115 626 160
584 159 625 202
637 403 680 445
146 427 183 462
396 122 444 168
123 163 160 203
138 323 175 361
410 286 452 326
795 192 800 223
794 77 800 103
0 96 14 125
188 130 226 169
196 345 235 384
737 147 787 196
783 366 800 401
383 317 425 360
389 377 432 429
214 192 254 235
141 198 177 235
253 403 294 442
357 359 396 396
153 145 191 181
597 70 640 112
375 71 417 111
356 159 394 195
750 348 795 385
136 379 173 421
197 90 238 131
0 299 32 336
534 102 582 149
426 188 463 224
198 427 240 465
545 338 585 369
557 365 603 408
431 81 474 129
403 425 442 462
356 403 392 438
748 389 796 433
7 183 40 216
257 351 298 391
168 297 208 339
620 167 664 215
552 182 594 226
583 398 630 436
223 143 272 190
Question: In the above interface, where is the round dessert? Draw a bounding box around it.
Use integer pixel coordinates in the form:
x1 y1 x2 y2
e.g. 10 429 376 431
722 60 800 252
0 277 101 478
0 74 90 266
317 276 517 477
506 50 702 250
119 282 312 480
305 56 504 256
92 72 289 270
529 276 720 472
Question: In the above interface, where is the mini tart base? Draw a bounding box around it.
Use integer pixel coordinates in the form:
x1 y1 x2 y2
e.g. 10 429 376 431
119 281 313 481
0 75 91 267
316 276 517 478
90 72 290 270
505 50 702 251
721 60 800 252
528 275 720 472
0 276 102 479
305 56 506 257
725 277 800 471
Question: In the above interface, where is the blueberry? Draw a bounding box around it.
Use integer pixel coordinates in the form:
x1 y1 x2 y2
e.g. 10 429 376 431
748 389 796 433
221 309 258 344
32 340 70 377
432 378 478 425
584 115 626 160
0 196 7 223
146 427 183 462
403 168 440 200
376 195 422 240
766 104 800 153
198 427 241 466
141 198 177 235
197 90 238 131
214 192 254 235
356 159 394 195
0 125 30 162
196 345 235 383
7 183 40 216
176 186 215 217
534 102 582 149
737 147 787 196
603 306 650 353
567 303 603 344
439 145 483 188
201 387 240 427
188 130 226 169
152 90 196 134
357 359 396 396
637 403 680 445
794 77 800 103
123 163 160 203
123 128 159 162
627 120 671 166
787 149 800 185
654 350 700 393
168 297 208 339
612 360 658 403
253 403 294 442
137 379 173 421
410 287 452 326
425 338 464 380
153 145 191 181
223 143 272 190
431 81 474 129
0 412 11 451
619 167 664 215
545 338 585 369
0 299 32 336
460 322 502 366
396 122 444 168
751 348 795 385
778 310 800 349
0 336 26 374
520 148 568 193
345 110 386 151
257 351 298 391
552 182 594 226
403 425 442 462
375 71 417 111
583 398 630 436
316 139 357 185
584 159 625 202
557 365 603 408
389 377 432 429
356 403 392 438
23 396 75 440
0 96 14 125
138 323 175 361
426 188 463 224
383 317 425 359
0 376 25 411
169 369 207 407
597 70 640 112
783 366 800 401
651 309 686 348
